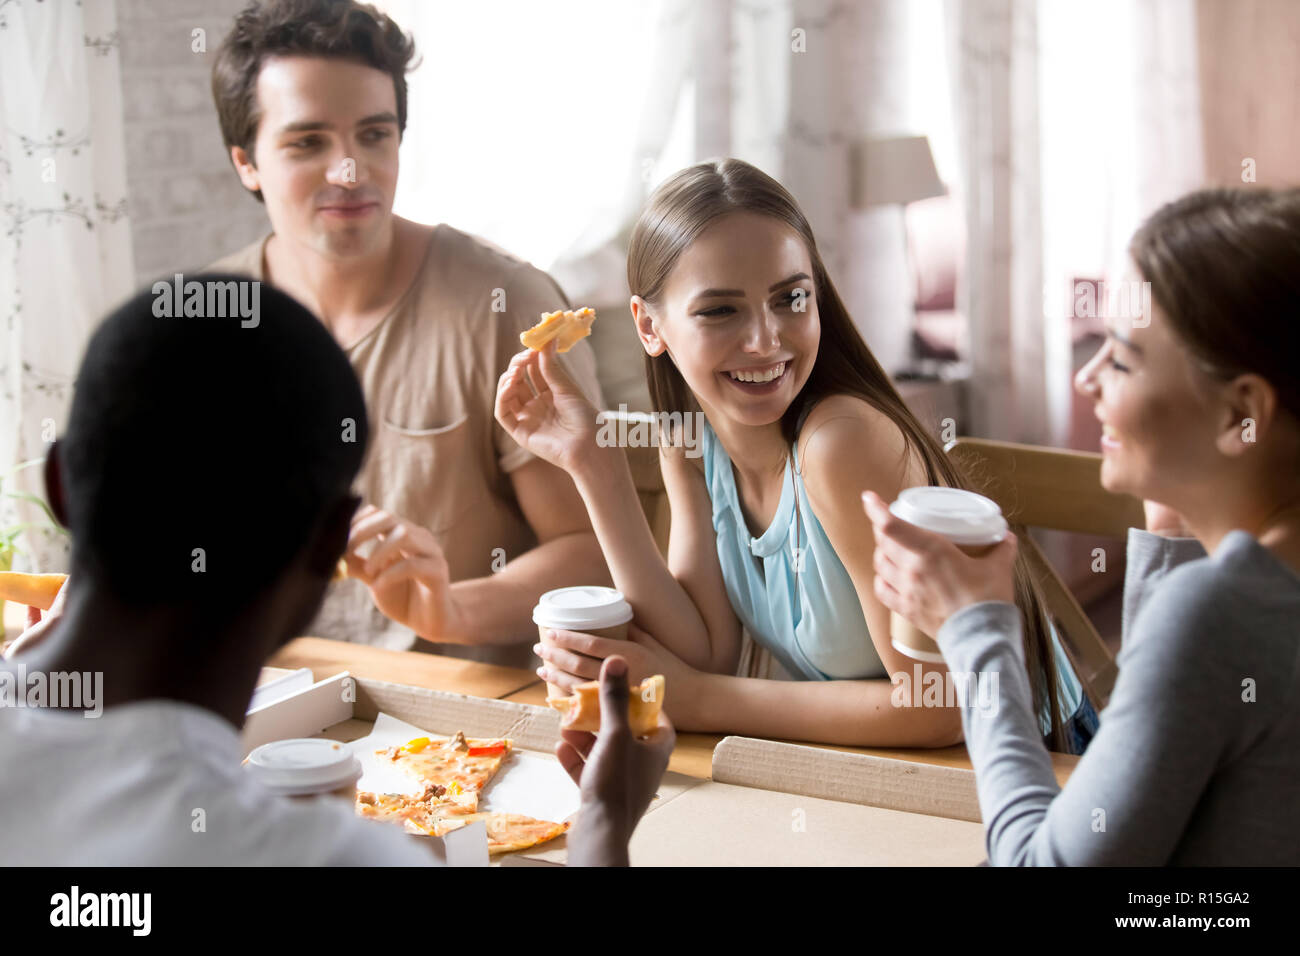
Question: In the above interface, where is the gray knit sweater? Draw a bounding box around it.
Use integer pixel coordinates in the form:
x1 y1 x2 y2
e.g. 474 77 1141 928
937 528 1300 865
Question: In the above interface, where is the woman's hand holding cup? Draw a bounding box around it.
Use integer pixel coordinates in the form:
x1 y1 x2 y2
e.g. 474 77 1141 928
862 489 1019 645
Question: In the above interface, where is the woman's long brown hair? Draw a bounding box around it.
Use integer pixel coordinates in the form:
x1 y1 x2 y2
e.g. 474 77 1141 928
627 159 1069 751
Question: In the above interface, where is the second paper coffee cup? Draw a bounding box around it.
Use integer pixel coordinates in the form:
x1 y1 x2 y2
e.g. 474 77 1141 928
244 738 362 802
887 487 1008 663
533 586 634 701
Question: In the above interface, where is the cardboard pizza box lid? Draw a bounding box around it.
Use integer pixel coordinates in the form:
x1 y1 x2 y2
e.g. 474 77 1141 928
241 671 354 754
711 735 981 823
625 778 986 866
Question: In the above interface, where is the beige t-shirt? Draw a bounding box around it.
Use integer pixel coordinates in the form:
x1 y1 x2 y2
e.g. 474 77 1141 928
208 225 604 666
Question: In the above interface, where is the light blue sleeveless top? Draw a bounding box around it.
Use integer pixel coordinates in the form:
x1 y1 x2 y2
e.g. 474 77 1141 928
700 419 1084 735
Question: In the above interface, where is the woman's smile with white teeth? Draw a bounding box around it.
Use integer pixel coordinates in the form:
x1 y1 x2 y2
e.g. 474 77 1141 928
726 361 787 383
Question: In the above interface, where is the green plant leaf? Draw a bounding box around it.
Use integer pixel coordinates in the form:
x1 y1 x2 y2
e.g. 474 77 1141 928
1 491 65 532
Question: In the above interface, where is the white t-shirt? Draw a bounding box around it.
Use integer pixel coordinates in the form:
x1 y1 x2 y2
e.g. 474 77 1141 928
0 697 439 866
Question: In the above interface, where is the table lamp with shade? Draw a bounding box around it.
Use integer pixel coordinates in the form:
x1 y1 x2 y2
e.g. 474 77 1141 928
848 134 948 377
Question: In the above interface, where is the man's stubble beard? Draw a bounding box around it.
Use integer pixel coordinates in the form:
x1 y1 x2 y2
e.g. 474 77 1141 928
313 214 390 261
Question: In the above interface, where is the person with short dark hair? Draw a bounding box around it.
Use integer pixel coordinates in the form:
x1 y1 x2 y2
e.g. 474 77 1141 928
0 278 672 866
207 0 612 665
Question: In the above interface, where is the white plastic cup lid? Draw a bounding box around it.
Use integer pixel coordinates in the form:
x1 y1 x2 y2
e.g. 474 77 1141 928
889 487 1008 546
244 738 362 796
532 585 633 630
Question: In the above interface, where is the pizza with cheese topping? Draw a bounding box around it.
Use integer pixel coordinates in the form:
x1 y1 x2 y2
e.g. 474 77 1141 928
355 731 570 855
357 792 569 854
376 731 512 807
519 307 596 353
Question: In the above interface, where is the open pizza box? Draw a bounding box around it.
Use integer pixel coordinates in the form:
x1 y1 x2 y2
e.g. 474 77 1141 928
242 668 988 866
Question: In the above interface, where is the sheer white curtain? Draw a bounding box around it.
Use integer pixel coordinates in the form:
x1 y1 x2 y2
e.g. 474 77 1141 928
372 0 671 272
556 0 924 403
0 0 135 571
372 1 923 406
947 0 1204 446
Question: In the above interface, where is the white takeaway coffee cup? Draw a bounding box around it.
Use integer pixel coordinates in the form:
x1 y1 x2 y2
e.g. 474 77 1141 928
887 487 1009 663
533 586 634 701
244 738 363 801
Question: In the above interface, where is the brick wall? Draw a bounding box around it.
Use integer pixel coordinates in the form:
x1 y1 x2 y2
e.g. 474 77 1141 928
117 0 267 285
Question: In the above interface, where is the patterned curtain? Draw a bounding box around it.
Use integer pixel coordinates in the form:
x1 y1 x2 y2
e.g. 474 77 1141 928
0 0 134 572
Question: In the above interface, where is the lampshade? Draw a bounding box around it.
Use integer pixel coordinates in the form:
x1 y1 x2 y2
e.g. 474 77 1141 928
851 135 947 207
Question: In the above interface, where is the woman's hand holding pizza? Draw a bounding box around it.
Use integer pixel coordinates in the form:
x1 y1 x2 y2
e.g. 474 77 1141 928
535 621 704 725
558 656 675 867
345 504 468 643
494 340 601 477
861 490 1018 638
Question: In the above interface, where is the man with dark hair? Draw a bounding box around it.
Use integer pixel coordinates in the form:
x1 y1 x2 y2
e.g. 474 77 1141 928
0 278 672 865
206 0 611 665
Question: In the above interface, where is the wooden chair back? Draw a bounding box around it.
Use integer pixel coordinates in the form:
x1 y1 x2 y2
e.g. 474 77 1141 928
945 437 1145 708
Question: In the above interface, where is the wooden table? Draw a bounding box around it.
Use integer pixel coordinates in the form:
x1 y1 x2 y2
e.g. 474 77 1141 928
267 637 539 700
273 637 1079 786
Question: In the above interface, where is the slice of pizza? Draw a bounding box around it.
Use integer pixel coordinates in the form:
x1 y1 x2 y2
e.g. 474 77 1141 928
548 674 665 737
356 786 450 822
424 812 571 855
376 731 512 810
0 571 67 611
519 307 596 353
355 786 476 826
356 790 567 854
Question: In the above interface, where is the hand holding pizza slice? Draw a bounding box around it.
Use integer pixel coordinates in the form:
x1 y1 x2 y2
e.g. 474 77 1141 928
548 674 666 737
1 572 69 658
554 657 675 867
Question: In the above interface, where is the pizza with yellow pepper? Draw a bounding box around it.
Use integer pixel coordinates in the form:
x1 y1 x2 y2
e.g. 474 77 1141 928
354 732 570 854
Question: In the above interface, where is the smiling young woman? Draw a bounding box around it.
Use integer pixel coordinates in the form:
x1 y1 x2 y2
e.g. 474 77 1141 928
496 159 1091 752
865 186 1300 864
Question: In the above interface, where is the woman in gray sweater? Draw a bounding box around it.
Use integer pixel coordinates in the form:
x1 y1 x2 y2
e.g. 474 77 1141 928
863 187 1300 865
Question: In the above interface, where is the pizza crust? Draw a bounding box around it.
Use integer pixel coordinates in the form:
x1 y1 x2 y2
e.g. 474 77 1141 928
427 812 571 854
519 308 596 353
0 572 67 610
548 674 665 737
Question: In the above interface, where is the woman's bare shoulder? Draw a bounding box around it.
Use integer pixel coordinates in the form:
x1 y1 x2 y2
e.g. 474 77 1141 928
799 394 910 463
798 394 928 504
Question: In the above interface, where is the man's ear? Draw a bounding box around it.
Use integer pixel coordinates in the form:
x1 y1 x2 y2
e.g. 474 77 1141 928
1215 373 1276 457
309 493 361 579
230 145 261 194
43 441 69 529
631 296 666 357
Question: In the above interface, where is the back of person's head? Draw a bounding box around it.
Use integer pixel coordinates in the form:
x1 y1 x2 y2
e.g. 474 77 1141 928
58 273 368 619
1130 187 1300 431
211 0 418 202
